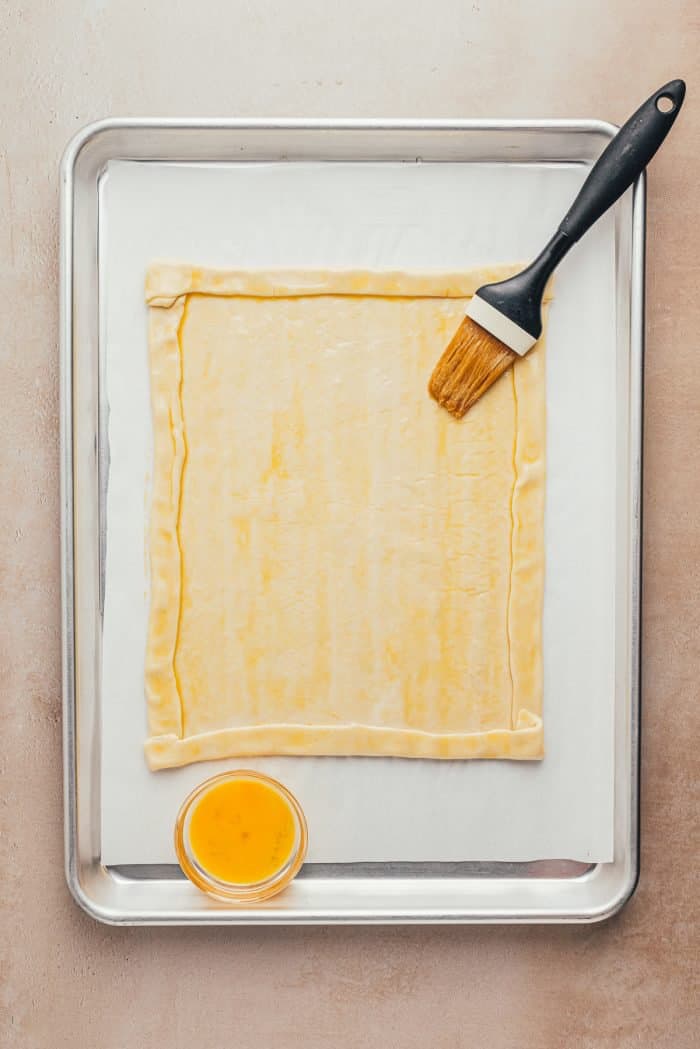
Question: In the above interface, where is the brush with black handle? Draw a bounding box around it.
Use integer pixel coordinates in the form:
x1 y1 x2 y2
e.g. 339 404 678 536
429 79 686 418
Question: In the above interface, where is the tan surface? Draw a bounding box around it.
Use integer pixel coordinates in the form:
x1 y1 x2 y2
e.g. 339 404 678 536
0 0 698 1045
145 267 545 767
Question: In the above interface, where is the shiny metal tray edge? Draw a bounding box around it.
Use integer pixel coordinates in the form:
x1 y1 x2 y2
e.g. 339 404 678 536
60 118 642 925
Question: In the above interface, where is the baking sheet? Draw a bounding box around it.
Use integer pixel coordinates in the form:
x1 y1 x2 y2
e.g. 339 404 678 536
100 159 615 866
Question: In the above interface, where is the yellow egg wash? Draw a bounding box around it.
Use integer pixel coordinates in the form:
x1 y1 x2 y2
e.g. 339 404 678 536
188 777 296 885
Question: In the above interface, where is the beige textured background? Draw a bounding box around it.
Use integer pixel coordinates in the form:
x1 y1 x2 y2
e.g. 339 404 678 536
1 1 698 1046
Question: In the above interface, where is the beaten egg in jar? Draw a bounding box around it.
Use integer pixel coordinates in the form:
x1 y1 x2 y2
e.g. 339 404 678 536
175 771 307 902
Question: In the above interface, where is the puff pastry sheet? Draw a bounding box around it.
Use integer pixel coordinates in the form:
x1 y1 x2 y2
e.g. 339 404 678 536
144 264 547 769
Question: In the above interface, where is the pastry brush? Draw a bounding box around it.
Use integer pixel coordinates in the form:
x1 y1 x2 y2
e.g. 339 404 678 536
429 79 686 418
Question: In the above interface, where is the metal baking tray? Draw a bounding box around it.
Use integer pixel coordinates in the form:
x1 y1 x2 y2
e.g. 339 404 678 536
60 118 642 924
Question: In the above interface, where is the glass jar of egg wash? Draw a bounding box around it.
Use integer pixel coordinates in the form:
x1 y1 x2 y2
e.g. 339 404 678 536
175 770 308 903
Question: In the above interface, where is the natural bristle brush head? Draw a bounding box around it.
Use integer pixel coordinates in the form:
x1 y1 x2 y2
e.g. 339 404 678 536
428 317 518 419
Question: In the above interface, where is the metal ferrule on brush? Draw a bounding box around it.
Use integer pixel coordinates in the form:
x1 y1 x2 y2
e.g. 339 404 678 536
465 295 538 357
466 229 572 358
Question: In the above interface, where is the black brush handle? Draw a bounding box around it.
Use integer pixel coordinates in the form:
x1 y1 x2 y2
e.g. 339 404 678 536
560 78 685 242
478 79 686 340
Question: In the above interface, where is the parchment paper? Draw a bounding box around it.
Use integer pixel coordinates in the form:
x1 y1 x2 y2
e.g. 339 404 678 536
100 159 616 865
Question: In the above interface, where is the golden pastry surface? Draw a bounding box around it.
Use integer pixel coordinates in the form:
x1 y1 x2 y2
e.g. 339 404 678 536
144 265 547 770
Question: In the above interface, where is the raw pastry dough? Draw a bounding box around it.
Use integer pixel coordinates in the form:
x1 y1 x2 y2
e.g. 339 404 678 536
144 264 548 770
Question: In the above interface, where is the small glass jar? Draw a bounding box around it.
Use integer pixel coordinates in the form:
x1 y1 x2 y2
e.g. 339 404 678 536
174 770 308 903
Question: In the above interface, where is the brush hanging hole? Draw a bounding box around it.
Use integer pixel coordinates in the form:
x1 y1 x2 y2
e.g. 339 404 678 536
656 95 676 114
